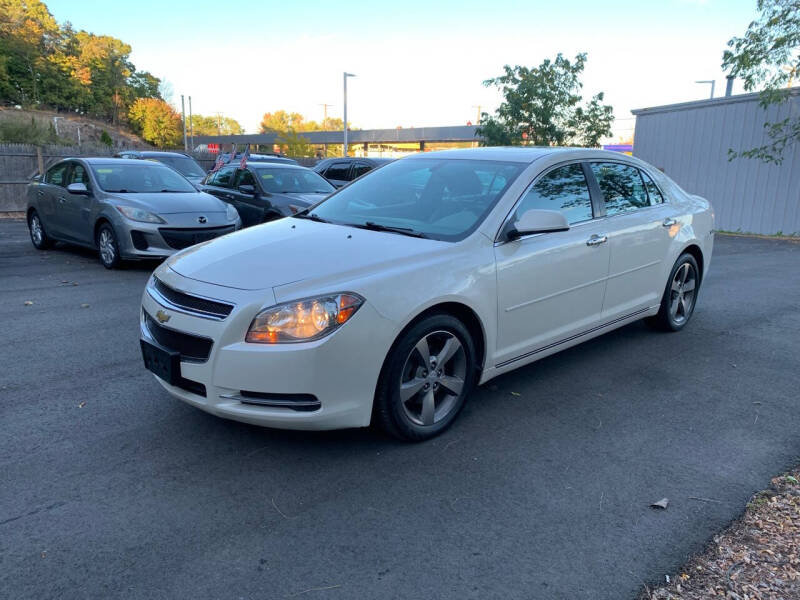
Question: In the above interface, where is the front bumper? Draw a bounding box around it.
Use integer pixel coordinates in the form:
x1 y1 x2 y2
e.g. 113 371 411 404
139 271 393 430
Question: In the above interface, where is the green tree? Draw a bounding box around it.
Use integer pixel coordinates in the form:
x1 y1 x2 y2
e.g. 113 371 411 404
99 129 112 146
722 0 800 164
128 97 181 147
190 114 244 135
275 129 314 157
477 53 614 147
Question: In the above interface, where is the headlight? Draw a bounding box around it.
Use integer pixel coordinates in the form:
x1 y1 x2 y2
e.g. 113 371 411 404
116 205 165 223
225 203 239 221
246 293 364 343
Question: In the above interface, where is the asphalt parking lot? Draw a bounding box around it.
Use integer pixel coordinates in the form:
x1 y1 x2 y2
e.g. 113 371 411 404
1 219 799 599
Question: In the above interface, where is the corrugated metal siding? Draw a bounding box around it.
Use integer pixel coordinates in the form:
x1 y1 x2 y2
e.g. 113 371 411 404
632 90 800 235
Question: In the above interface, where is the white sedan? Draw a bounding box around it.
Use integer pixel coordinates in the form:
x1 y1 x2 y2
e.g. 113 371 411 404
140 147 713 441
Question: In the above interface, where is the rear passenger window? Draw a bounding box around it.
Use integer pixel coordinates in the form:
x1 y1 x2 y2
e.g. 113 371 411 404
641 171 664 204
515 163 593 225
352 163 372 179
324 163 351 181
590 162 649 216
45 163 69 186
210 167 236 188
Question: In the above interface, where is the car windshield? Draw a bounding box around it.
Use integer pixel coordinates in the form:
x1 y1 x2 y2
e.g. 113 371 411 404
305 158 524 241
152 155 205 177
253 167 334 194
91 163 197 193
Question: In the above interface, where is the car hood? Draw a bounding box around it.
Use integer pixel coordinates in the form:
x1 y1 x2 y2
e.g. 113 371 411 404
166 218 448 291
107 191 225 214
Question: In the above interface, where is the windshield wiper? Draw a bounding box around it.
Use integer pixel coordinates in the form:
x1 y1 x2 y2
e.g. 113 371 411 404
353 221 428 238
293 211 330 223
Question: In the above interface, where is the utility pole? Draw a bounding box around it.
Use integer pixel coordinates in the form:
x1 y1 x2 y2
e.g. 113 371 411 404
214 112 223 136
694 80 715 99
471 105 482 125
319 103 333 126
343 72 356 156
181 95 187 150
188 96 194 151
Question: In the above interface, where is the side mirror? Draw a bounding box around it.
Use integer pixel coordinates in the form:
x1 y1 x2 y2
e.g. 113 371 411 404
238 184 256 195
506 209 569 240
66 182 90 195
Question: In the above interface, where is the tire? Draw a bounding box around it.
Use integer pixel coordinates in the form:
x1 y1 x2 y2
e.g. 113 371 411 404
374 313 477 441
28 210 54 249
96 222 122 269
647 253 701 332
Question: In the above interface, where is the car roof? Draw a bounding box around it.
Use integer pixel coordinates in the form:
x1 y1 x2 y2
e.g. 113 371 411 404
404 146 637 164
246 163 310 171
79 157 174 166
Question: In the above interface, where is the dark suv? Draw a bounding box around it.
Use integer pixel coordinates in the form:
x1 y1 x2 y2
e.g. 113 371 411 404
201 163 334 227
313 157 394 188
114 151 207 185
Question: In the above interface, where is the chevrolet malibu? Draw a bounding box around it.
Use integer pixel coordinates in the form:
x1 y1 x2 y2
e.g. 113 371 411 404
27 158 241 268
140 147 713 441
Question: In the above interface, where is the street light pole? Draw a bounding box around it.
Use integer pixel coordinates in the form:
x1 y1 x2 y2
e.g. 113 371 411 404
181 94 187 151
695 80 715 99
343 72 356 156
188 96 193 151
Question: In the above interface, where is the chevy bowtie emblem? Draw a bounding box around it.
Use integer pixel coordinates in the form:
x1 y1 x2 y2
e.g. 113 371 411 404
197 215 207 224
155 309 171 324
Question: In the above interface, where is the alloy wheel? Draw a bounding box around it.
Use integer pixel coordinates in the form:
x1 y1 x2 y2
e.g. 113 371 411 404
669 262 697 324
398 330 467 426
98 229 116 265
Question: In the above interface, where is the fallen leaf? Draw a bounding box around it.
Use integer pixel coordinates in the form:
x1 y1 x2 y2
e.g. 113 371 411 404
651 498 670 509
80 303 90 308
40 551 46 558
78 401 86 408
510 391 521 397
24 300 33 306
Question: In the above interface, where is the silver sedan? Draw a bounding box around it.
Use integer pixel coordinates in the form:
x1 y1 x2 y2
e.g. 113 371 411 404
26 158 241 268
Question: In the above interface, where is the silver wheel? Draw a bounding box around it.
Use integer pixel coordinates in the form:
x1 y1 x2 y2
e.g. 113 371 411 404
30 214 43 245
669 262 697 324
399 330 467 426
98 228 116 265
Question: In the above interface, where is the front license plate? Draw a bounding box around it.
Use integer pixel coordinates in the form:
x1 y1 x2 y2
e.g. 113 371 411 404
140 340 180 385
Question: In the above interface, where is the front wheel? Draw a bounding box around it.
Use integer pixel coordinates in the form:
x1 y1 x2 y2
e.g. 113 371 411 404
647 253 700 331
96 222 121 269
374 314 477 441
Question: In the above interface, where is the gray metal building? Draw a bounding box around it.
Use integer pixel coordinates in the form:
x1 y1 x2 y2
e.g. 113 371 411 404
632 88 800 236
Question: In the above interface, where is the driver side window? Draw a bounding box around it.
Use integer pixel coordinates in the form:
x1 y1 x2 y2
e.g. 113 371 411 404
515 164 594 225
45 163 69 187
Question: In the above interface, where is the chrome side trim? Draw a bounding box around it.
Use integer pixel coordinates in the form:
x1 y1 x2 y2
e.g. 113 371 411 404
495 307 653 368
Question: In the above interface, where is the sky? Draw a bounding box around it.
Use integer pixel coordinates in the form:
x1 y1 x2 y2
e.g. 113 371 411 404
44 0 759 140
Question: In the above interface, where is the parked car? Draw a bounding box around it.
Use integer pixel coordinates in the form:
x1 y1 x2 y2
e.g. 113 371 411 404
114 150 207 186
215 153 298 167
201 163 334 227
27 158 241 268
140 147 713 441
313 157 395 188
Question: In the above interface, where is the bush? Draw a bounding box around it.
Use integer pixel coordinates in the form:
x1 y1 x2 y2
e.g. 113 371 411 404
100 130 113 146
0 116 67 145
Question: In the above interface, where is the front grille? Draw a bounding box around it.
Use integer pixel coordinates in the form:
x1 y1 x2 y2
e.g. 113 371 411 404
239 391 321 412
153 278 233 319
175 377 206 397
159 225 236 250
145 312 213 362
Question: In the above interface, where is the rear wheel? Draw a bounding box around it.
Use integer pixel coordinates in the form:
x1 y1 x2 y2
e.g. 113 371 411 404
374 314 477 441
28 210 53 249
647 253 700 331
96 222 121 269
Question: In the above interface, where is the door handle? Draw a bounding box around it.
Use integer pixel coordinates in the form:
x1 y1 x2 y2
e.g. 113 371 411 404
58 197 66 204
662 218 677 227
586 234 608 247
